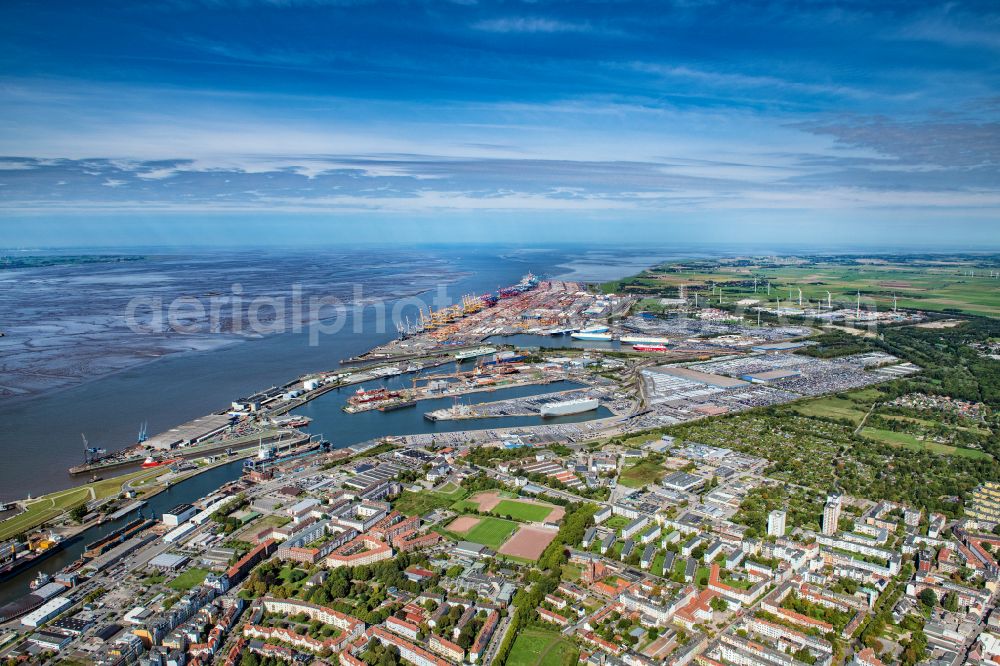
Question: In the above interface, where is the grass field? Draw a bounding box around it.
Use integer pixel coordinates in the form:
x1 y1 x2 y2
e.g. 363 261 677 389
611 259 1000 317
507 628 579 666
393 489 464 516
793 396 869 425
860 427 991 459
434 482 468 501
618 459 665 488
453 515 518 548
167 567 209 591
491 499 553 522
0 467 170 541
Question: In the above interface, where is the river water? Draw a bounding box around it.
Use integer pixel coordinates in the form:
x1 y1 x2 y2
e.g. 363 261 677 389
0 245 649 601
0 246 605 500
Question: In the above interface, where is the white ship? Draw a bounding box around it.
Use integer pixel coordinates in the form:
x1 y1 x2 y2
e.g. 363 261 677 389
571 331 613 341
454 346 497 360
619 335 671 344
540 397 600 417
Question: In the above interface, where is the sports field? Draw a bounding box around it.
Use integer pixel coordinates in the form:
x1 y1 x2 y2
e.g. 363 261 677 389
449 514 518 548
498 526 558 560
492 499 554 522
507 628 579 666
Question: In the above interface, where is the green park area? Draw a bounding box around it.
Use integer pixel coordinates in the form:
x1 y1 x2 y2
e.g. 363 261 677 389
168 567 210 591
618 458 665 488
506 628 579 666
0 467 170 541
860 427 990 460
393 484 469 516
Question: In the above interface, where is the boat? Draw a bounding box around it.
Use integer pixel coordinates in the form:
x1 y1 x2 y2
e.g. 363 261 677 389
379 401 417 412
270 415 311 428
0 534 65 582
29 572 50 590
620 335 671 344
454 346 497 360
498 273 539 299
349 386 401 405
571 324 611 341
540 398 600 417
632 344 669 352
570 331 613 341
141 457 180 469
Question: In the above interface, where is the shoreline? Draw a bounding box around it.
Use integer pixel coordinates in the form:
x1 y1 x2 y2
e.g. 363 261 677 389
0 253 662 528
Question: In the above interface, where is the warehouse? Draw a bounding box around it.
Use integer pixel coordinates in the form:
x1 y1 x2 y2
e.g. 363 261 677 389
148 552 190 571
740 369 802 384
21 597 72 628
162 504 197 526
144 413 233 450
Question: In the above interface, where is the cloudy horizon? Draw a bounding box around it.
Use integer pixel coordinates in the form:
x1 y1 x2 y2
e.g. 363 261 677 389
1 0 998 246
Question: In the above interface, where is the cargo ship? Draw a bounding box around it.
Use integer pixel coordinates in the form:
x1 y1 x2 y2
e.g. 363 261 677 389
540 397 600 417
379 400 416 412
83 517 155 559
632 344 669 352
348 386 401 405
0 534 65 583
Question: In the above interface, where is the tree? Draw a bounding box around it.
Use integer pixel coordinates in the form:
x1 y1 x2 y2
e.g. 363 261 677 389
710 597 728 612
70 504 88 523
918 588 937 608
942 591 959 612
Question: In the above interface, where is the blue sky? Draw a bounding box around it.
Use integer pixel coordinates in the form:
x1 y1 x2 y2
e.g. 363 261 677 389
1 0 998 247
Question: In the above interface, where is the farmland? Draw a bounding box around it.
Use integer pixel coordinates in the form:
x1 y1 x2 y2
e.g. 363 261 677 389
609 255 1000 317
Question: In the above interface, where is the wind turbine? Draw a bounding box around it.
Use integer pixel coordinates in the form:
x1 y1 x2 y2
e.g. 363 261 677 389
826 291 832 309
798 288 803 307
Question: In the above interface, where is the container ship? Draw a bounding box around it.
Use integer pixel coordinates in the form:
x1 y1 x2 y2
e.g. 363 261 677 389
632 344 669 352
540 397 600 417
498 273 539 299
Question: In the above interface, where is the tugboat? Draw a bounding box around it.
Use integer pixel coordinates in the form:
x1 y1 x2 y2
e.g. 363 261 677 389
29 571 51 590
140 456 179 469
